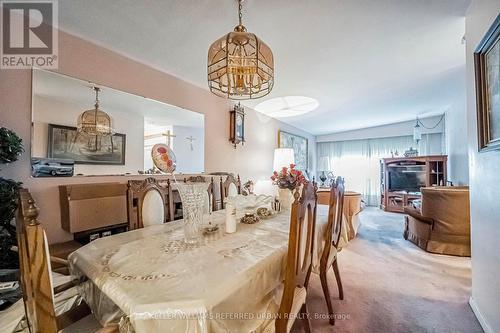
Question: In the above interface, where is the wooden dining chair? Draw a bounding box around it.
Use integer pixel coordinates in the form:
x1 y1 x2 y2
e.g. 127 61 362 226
127 177 174 229
260 182 317 333
220 174 241 208
16 188 118 333
319 176 345 325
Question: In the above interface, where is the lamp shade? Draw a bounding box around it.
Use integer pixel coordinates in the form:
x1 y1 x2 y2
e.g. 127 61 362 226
318 156 331 171
273 148 294 171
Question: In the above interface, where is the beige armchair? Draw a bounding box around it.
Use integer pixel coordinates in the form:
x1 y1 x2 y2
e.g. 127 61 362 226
403 186 470 257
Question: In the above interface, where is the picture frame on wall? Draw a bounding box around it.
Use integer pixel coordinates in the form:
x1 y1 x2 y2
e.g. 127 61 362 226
474 13 500 152
278 130 308 172
48 124 126 165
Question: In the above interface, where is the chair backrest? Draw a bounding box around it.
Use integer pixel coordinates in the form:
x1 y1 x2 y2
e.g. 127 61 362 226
127 177 174 229
421 186 470 235
321 176 345 270
220 174 241 208
276 182 317 332
16 189 58 333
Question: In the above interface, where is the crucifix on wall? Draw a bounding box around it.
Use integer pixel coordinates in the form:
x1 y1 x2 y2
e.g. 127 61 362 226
186 135 196 151
162 130 176 147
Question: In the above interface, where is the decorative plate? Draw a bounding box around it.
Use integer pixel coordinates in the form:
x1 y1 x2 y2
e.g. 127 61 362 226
151 143 176 173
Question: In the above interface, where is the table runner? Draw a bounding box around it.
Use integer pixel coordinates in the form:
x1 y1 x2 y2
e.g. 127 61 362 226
69 206 347 333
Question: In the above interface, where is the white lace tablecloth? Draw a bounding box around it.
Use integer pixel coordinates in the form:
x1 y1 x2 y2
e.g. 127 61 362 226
68 206 347 333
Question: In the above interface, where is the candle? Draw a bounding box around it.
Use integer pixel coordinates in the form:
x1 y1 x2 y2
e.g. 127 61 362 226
225 203 237 233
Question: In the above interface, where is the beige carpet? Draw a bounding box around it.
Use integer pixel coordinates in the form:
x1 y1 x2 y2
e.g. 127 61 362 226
293 207 482 333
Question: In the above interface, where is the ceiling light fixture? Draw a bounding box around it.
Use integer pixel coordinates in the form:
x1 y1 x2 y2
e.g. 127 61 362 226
255 96 319 118
207 0 274 100
77 86 113 136
413 117 422 143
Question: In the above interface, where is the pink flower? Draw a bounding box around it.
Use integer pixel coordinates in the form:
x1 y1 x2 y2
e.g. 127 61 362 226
270 175 276 181
290 163 296 169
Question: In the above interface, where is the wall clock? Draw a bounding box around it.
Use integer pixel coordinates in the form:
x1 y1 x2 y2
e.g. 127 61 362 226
229 103 245 148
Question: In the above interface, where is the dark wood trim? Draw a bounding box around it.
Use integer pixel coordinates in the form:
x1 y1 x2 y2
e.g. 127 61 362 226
474 13 500 152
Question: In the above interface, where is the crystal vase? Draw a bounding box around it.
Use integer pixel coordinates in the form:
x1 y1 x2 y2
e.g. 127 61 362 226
175 183 209 244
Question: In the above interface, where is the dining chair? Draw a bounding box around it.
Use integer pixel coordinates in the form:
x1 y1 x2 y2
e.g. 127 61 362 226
16 188 118 333
127 177 174 229
260 181 317 333
220 174 241 208
319 176 345 325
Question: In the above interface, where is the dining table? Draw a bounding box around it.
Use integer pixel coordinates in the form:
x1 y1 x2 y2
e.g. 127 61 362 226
68 205 348 333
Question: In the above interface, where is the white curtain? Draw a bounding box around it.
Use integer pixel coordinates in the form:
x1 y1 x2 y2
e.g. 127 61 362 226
317 134 443 206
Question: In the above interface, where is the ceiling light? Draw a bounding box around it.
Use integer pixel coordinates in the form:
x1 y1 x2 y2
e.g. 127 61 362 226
255 96 319 117
207 0 274 100
413 117 422 143
77 86 113 136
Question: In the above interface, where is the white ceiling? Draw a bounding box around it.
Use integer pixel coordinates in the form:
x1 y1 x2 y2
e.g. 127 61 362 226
57 0 470 135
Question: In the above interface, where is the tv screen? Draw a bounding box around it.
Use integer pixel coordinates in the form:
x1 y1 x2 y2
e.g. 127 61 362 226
388 171 425 192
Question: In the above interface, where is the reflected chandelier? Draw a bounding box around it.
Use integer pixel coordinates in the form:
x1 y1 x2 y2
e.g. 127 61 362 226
77 86 113 136
207 0 274 100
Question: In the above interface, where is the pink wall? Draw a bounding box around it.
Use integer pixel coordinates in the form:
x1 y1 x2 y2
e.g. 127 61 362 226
0 30 315 243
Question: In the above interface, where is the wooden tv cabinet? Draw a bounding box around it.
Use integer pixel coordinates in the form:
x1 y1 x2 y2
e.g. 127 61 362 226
380 155 447 213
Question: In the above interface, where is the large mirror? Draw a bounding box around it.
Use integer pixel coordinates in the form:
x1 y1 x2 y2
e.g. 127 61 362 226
31 69 205 177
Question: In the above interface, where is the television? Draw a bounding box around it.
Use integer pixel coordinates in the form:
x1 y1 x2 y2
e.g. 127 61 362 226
388 170 426 192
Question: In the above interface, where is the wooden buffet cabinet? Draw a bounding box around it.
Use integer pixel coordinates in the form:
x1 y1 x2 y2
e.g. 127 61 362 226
380 155 447 213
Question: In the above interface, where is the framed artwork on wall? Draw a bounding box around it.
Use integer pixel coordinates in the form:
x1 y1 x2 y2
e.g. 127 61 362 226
278 130 308 172
48 124 126 165
475 13 500 152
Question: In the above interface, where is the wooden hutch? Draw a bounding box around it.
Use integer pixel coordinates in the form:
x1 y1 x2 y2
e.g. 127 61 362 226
380 155 447 213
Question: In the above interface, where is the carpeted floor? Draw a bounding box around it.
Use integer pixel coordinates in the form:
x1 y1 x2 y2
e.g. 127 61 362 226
293 207 482 333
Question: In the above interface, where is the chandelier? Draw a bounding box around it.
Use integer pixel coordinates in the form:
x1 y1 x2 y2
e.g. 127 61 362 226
77 86 113 136
207 0 274 100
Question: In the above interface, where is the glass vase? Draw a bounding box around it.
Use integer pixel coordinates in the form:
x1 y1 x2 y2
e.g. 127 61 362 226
175 183 209 244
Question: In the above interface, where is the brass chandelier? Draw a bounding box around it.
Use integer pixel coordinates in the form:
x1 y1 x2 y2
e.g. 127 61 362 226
77 86 113 137
207 0 274 100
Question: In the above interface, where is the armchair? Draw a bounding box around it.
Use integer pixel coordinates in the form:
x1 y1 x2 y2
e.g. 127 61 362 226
403 186 470 256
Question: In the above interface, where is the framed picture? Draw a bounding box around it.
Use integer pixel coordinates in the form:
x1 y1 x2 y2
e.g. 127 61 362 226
475 14 500 152
48 124 126 165
278 130 308 172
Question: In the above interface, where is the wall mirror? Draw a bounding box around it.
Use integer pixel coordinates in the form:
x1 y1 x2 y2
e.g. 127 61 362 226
31 69 205 177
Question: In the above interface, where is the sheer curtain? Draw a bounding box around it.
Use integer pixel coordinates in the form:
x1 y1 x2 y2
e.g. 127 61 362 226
317 134 443 206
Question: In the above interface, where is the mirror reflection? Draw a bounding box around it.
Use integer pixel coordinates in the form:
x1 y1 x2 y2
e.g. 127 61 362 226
31 69 205 177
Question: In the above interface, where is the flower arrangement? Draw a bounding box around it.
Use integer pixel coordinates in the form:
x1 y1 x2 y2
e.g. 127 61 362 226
271 164 306 190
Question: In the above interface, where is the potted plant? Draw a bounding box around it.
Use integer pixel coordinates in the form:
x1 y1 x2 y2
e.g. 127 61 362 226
270 164 306 209
0 127 24 269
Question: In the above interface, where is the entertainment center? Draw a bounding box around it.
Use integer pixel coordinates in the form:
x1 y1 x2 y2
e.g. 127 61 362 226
380 155 447 212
